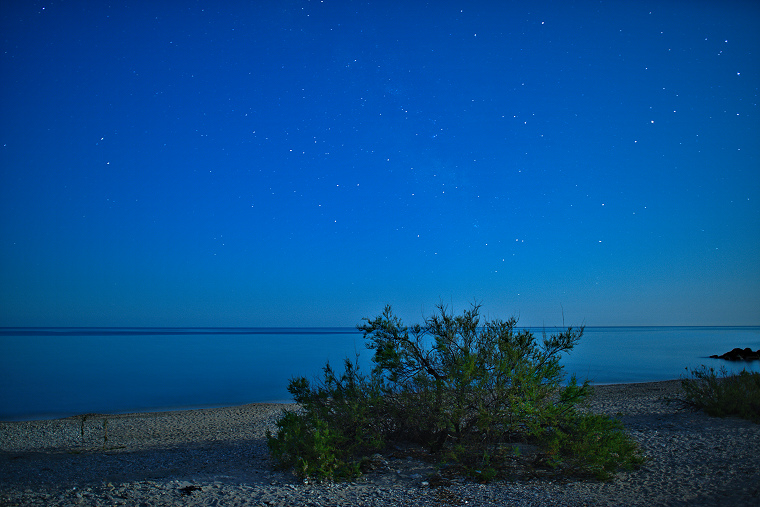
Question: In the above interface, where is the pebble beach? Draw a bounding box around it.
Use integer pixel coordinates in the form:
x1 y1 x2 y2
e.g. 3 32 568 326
1 380 758 506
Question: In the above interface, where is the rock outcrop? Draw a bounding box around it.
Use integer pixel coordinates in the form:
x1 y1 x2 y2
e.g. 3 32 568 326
710 347 760 361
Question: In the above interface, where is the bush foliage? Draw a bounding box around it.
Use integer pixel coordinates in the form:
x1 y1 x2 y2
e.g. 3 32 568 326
267 303 643 481
681 365 760 423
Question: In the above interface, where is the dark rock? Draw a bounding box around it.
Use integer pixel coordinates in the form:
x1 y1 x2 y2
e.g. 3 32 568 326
179 485 202 496
709 348 760 361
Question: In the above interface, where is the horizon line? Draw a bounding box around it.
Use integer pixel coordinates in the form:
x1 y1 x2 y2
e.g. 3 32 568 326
2 324 758 337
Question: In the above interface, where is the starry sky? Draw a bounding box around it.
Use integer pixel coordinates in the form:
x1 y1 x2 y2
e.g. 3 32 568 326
1 0 758 328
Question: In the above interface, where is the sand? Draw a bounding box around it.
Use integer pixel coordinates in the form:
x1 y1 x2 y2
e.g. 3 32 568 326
1 380 759 506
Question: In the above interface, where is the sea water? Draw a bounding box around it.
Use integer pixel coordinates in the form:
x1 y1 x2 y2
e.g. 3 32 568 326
1 326 758 421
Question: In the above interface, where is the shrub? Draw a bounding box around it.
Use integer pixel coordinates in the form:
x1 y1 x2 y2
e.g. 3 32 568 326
266 357 387 480
267 303 644 481
681 366 760 423
540 413 643 480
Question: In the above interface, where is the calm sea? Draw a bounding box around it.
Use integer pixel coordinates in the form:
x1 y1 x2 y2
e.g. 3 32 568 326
1 326 759 421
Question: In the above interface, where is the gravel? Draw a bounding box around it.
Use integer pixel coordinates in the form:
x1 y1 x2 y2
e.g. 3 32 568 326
2 380 759 506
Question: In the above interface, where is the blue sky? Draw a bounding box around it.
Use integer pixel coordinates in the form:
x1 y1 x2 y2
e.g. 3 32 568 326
1 0 758 327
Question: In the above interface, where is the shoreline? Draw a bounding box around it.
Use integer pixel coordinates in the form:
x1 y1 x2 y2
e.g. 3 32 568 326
2 379 759 506
0 378 688 424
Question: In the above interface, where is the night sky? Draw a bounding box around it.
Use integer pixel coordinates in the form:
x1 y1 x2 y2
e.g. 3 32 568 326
1 1 758 327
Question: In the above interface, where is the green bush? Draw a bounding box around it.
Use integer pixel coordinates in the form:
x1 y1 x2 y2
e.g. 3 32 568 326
681 366 760 423
540 413 643 480
267 303 643 481
267 358 387 480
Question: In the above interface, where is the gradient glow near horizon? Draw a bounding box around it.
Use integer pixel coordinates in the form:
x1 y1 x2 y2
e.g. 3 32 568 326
1 1 758 328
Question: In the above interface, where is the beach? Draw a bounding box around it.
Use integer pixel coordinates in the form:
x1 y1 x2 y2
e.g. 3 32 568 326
1 380 758 506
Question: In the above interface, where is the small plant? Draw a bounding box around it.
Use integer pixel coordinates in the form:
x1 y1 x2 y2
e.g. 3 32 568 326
268 303 644 482
681 366 760 423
